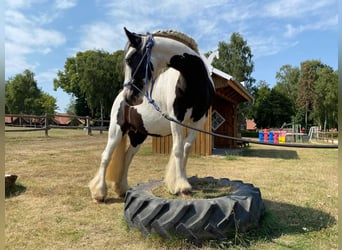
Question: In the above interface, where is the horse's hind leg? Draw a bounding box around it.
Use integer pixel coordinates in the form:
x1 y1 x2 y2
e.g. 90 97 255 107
183 118 206 170
88 125 123 202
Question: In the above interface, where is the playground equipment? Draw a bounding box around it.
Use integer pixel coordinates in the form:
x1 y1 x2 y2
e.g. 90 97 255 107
258 122 307 144
308 126 320 142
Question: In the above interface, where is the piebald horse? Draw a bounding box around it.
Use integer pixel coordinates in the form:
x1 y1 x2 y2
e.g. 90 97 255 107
89 28 215 202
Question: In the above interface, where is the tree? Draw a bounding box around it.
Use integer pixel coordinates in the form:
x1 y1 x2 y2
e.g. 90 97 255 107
297 60 324 129
252 81 271 128
5 69 57 114
212 32 255 93
313 66 338 129
39 93 58 114
54 50 124 118
212 32 255 124
274 64 300 112
253 81 294 128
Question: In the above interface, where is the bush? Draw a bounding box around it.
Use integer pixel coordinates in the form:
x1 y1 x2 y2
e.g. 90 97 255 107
240 130 259 138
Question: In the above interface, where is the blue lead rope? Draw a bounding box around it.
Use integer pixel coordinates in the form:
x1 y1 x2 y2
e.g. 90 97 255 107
144 34 160 112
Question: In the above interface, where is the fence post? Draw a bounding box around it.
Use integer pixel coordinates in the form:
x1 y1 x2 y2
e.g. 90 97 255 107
44 113 49 137
100 117 103 134
86 116 92 135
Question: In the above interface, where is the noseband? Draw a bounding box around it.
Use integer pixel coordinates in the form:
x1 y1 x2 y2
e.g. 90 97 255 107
124 34 159 110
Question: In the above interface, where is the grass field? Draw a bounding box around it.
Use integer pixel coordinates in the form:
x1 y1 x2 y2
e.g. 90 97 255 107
5 129 338 249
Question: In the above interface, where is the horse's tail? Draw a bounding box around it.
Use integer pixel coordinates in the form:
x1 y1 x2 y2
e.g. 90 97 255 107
105 134 128 183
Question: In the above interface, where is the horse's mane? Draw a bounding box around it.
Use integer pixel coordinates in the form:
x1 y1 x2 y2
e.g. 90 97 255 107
152 30 199 53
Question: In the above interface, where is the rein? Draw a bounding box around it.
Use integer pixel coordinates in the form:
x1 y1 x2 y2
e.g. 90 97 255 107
123 34 338 149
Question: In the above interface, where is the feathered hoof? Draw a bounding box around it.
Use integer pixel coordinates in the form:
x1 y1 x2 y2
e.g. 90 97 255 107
92 197 106 204
114 183 129 198
90 191 107 203
88 176 107 203
167 178 192 195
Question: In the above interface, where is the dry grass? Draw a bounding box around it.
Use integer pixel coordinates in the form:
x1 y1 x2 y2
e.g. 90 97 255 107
152 178 233 200
5 129 338 249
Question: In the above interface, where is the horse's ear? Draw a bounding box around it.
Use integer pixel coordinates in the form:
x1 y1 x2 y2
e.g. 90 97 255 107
124 27 142 49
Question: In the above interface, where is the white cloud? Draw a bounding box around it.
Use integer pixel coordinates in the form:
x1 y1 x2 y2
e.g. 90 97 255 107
66 0 339 62
248 35 299 58
263 0 336 18
284 15 338 38
5 0 338 83
5 0 46 9
35 68 59 90
77 22 124 52
5 3 67 77
6 10 32 26
55 0 77 10
5 51 38 76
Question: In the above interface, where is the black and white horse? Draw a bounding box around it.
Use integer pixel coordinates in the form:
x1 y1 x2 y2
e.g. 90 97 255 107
89 28 215 202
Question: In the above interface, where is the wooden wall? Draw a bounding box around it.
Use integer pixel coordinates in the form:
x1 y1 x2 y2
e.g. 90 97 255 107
212 96 237 149
152 109 212 156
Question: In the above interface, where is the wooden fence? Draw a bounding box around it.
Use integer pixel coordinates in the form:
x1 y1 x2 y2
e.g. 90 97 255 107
4 114 110 136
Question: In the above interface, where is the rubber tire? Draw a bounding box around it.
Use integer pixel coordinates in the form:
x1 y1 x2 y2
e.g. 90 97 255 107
124 176 264 242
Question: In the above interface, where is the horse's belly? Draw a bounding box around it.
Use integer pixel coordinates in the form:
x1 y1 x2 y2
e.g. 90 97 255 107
141 115 171 136
134 103 171 136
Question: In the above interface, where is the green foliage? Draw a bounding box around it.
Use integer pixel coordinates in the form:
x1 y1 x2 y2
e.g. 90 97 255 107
253 82 294 128
274 64 300 115
212 32 255 123
5 69 58 114
296 60 324 129
240 130 258 138
212 32 255 92
209 33 337 131
54 50 124 117
313 66 338 129
252 60 338 130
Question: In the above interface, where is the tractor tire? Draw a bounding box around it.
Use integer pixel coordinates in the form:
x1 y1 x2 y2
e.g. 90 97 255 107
124 176 264 242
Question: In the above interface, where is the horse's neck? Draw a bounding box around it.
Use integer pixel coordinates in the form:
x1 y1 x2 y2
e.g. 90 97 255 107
152 37 197 75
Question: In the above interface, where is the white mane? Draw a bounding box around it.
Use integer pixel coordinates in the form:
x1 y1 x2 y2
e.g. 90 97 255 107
152 30 199 53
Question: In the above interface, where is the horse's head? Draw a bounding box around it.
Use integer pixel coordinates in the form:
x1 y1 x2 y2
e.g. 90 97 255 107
122 28 154 106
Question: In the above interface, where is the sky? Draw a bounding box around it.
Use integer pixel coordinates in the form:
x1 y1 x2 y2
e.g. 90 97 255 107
5 0 338 112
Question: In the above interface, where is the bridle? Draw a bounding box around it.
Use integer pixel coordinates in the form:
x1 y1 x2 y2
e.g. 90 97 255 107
123 33 160 111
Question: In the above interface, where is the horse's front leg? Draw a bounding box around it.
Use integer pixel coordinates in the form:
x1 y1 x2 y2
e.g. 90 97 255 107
165 123 192 195
88 127 123 203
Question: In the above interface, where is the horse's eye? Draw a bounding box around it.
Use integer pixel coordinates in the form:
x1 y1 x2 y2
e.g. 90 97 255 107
125 58 131 65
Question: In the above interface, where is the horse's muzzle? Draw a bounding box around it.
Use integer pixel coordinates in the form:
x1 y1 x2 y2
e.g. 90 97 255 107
123 88 144 106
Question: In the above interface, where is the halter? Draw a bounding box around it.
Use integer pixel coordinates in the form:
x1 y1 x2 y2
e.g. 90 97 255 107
123 34 160 111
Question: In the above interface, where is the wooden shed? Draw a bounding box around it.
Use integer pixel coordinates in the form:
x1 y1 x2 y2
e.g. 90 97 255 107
152 67 253 156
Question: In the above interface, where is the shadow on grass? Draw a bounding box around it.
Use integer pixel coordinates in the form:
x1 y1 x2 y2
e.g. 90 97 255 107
231 199 336 248
241 148 299 159
104 197 125 204
5 183 26 198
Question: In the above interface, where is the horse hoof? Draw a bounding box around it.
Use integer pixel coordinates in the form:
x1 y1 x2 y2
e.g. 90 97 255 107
92 197 105 204
118 192 126 198
180 190 193 198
